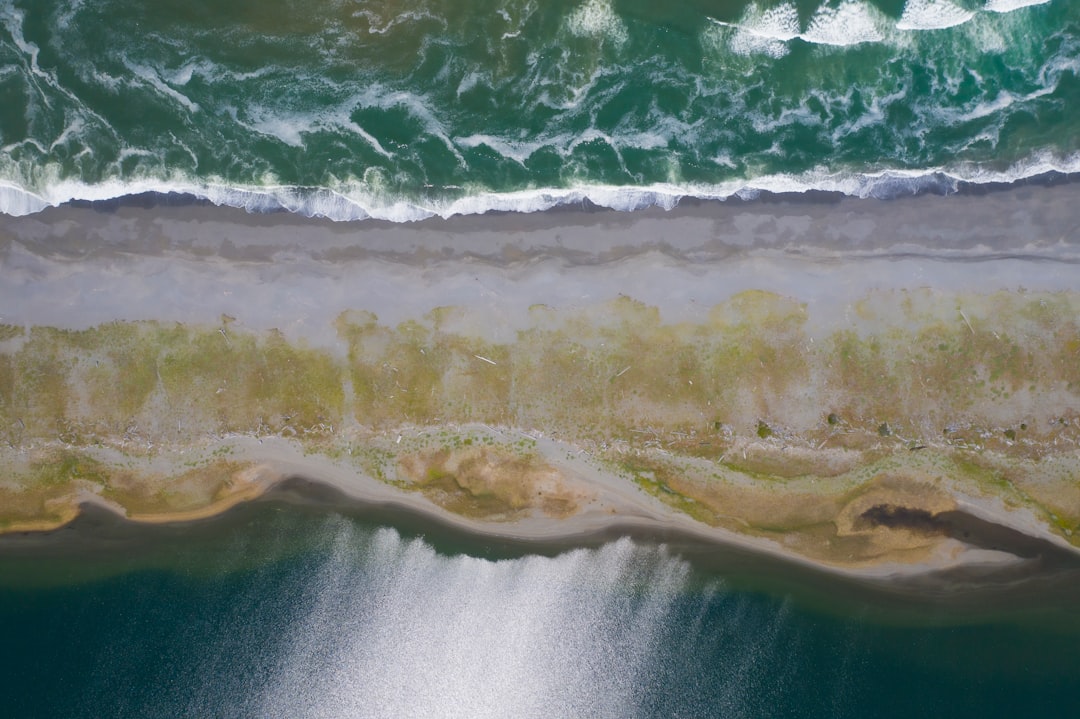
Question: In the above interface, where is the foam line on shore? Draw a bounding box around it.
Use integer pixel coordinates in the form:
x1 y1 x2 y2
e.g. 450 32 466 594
1 154 1079 221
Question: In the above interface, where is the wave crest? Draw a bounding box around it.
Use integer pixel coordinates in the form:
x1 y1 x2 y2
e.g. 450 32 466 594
984 0 1051 13
802 1 886 46
715 0 1052 56
897 0 976 31
3 152 1078 222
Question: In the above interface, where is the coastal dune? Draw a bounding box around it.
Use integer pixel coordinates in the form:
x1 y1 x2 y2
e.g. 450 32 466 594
2 186 1080 583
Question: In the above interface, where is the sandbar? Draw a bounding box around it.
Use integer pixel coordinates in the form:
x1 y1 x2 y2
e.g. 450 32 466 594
2 184 1079 590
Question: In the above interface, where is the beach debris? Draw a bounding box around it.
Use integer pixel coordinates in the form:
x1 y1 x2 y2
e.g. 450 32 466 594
474 354 497 365
959 309 975 334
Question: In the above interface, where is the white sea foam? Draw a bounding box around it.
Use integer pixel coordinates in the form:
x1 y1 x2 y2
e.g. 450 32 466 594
356 85 465 163
456 134 539 165
230 81 470 163
751 2 801 40
3 151 1080 222
52 0 87 32
0 3 57 92
456 71 484 98
896 0 976 30
716 0 1044 55
727 3 800 58
350 9 444 36
166 61 199 87
121 59 200 112
831 83 909 140
566 0 628 45
984 0 1051 12
717 1 888 56
458 122 675 171
237 106 312 149
968 20 1007 52
728 30 790 59
1 1 121 163
0 181 48 216
951 90 1019 123
45 118 86 153
802 1 886 46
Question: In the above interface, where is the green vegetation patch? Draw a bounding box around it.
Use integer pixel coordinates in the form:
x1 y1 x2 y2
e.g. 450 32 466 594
2 288 1080 539
0 450 107 529
0 324 24 343
101 460 249 515
398 445 578 520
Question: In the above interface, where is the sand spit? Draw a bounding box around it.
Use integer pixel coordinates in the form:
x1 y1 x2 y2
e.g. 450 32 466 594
4 428 1078 587
1 189 1079 582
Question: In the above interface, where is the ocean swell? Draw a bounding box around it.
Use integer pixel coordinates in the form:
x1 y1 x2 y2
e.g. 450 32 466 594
0 0 1075 221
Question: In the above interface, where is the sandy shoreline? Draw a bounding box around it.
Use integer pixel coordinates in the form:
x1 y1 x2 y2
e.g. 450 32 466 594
2 186 1080 590
3 473 1080 619
3 185 1080 354
3 428 1078 595
8 180 1080 264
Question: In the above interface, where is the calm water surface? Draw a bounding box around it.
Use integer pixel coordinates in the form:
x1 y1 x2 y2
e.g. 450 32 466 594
1 504 1078 718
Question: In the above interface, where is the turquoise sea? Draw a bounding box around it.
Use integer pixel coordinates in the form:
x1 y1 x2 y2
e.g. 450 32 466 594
0 0 1077 218
2 504 1080 718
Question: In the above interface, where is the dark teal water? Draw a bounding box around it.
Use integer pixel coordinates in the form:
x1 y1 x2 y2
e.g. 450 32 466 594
2 505 1078 718
1 0 1077 218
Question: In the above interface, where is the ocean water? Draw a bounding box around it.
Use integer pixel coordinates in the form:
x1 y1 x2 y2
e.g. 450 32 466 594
2 506 1079 718
0 0 1076 219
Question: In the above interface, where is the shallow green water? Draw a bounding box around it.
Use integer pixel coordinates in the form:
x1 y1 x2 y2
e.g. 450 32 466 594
1 505 1078 718
1 0 1076 218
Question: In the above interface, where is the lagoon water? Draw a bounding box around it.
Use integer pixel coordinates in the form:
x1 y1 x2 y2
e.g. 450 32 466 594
2 505 1079 718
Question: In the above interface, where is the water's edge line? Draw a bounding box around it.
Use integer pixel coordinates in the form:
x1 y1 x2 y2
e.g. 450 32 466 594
3 163 1079 223
3 466 1077 605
